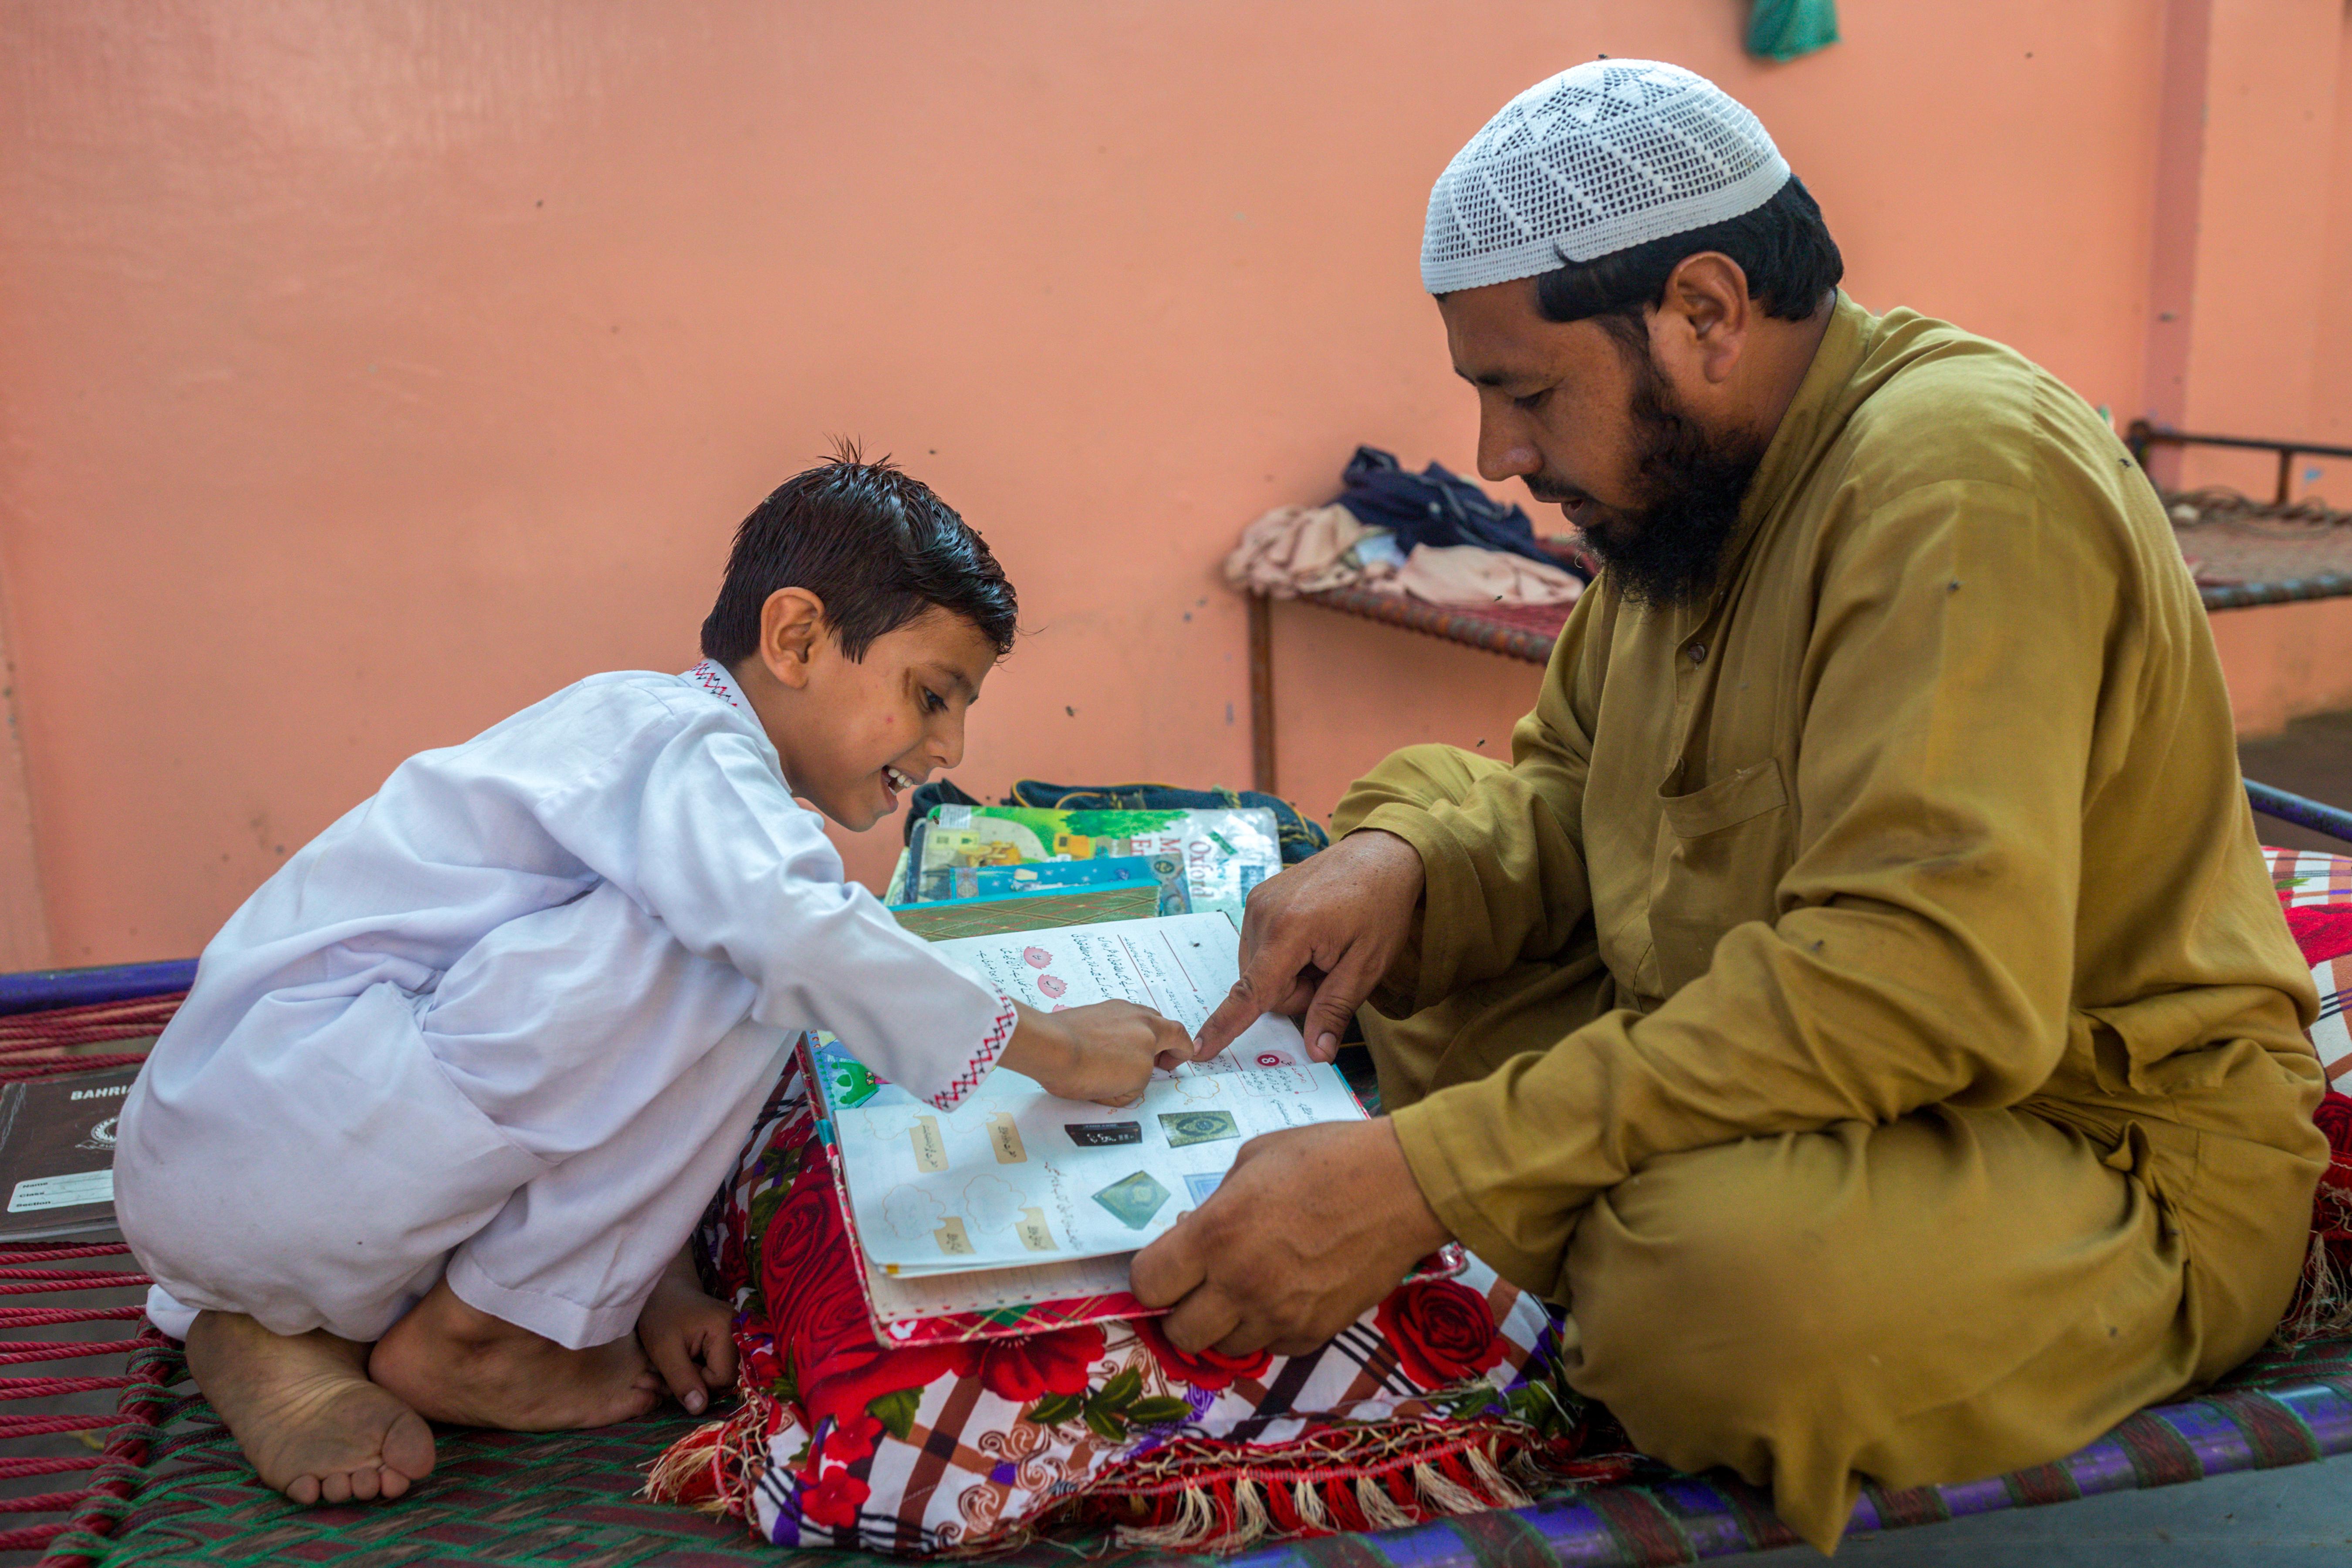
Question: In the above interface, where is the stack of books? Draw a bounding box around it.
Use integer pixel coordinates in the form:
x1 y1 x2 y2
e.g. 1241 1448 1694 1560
887 804 1284 939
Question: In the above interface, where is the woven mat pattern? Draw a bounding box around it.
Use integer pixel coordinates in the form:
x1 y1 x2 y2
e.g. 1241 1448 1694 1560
97 1392 795 1567
2164 489 2352 585
81 1335 2352 1568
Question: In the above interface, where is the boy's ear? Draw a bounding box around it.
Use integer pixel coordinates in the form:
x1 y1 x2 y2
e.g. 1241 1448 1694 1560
757 588 828 690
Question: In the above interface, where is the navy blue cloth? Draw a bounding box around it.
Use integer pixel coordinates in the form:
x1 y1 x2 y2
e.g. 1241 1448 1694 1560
903 779 984 834
1328 445 1567 570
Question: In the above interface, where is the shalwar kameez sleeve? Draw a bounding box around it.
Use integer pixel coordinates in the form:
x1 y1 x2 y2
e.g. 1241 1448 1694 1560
530 687 1017 1111
1337 605 1605 1015
1370 480 2154 1296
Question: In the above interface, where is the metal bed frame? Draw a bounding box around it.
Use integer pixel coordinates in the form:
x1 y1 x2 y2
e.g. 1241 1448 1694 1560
2126 421 2352 509
0 784 2343 1564
1245 584 2352 814
0 779 2343 1563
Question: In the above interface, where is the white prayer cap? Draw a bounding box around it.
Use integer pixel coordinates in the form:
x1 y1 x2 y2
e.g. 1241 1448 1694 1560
1421 60 1791 294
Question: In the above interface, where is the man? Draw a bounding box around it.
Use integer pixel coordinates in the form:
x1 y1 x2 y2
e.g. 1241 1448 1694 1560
1132 60 2326 1551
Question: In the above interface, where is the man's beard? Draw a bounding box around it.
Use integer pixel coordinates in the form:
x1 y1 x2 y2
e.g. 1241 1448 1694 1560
1554 350 1767 609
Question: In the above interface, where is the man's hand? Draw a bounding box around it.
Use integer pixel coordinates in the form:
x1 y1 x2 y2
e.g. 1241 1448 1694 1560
1195 829 1426 1063
1127 1118 1450 1356
1000 1000 1193 1107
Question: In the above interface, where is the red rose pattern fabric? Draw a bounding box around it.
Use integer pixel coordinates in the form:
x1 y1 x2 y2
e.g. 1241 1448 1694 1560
648 1061 1581 1554
1131 1317 1272 1392
1377 1279 1511 1389
2268 847 2352 1345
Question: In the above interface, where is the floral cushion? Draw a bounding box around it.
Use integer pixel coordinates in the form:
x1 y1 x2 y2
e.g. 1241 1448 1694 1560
2264 847 2352 1345
2270 847 2352 1092
647 1058 1607 1554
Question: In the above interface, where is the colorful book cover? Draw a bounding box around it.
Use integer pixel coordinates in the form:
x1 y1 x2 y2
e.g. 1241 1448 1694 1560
918 853 1191 915
889 881 1161 941
908 807 1278 917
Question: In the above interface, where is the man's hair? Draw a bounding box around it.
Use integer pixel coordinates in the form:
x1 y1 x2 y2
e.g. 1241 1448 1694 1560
700 445 1017 665
1530 174 1842 328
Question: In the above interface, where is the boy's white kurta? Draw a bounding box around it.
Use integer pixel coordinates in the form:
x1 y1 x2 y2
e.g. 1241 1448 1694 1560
116 661 1016 1348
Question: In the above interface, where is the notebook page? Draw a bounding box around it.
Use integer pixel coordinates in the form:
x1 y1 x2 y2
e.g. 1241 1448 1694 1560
813 912 1361 1274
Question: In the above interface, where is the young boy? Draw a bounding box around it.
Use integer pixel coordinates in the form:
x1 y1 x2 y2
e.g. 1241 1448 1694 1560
115 453 1191 1508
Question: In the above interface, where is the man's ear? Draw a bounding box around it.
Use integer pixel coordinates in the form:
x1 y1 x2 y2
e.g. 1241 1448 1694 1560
1654 252 1751 386
757 588 827 690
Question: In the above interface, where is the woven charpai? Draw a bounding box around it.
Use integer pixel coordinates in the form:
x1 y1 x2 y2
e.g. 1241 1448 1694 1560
1228 1336 2352 1568
24 848 2352 1565
85 1398 776 1565
60 1332 2352 1568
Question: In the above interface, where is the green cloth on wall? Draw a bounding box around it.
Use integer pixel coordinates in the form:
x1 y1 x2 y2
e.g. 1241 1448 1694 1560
1748 0 1838 61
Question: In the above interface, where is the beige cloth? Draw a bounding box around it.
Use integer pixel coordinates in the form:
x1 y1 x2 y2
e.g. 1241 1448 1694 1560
1375 542 1584 607
1223 504 1581 606
1221 504 1393 597
1332 294 2328 1551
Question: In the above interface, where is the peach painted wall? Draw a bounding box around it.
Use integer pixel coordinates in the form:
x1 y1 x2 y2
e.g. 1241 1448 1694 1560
2211 599 2352 739
0 595 44 970
2168 0 2346 500
2300 9 2352 504
0 1 2334 966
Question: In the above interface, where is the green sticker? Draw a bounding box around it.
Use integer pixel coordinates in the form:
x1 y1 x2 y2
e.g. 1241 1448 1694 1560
1158 1110 1240 1148
1091 1170 1173 1230
827 1059 883 1109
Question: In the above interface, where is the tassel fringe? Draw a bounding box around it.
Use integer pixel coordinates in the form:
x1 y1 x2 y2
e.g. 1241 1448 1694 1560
1461 1438 1535 1508
1088 1418 1579 1554
645 1368 1640 1557
1353 1472 1414 1532
2276 1180 2352 1347
641 1389 781 1517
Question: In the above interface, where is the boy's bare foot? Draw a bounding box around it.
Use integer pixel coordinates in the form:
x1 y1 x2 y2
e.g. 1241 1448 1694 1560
183 1312 436 1506
369 1279 663 1431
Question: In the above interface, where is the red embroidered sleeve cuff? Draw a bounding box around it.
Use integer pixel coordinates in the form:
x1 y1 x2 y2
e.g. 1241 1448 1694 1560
925 992 1019 1111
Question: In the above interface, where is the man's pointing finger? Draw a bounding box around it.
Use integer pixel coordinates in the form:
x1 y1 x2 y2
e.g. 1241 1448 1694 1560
1193 980 1266 1061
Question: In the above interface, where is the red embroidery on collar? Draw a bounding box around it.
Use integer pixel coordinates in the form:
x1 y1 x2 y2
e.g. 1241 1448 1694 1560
686 660 743 710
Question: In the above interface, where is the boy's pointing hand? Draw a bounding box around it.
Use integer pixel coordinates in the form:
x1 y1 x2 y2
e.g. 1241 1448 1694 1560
1000 1000 1192 1107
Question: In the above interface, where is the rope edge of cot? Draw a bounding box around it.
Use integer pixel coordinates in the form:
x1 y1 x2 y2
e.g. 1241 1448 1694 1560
31 1331 181 1568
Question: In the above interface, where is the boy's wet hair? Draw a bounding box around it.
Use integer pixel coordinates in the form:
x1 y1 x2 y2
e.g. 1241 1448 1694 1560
700 444 1018 666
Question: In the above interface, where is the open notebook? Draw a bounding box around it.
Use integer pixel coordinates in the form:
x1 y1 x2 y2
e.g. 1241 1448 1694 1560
807 911 1463 1345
